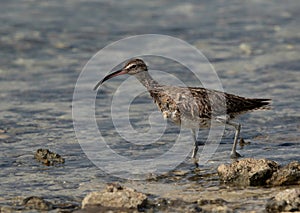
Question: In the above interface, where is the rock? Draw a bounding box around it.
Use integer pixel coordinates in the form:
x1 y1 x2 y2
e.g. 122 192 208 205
217 158 279 186
22 196 53 211
82 183 147 210
267 161 300 186
34 148 65 166
218 159 300 187
266 188 300 212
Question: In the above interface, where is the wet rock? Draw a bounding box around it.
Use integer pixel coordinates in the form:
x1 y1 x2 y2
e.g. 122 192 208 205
21 196 79 212
82 183 147 210
34 148 65 166
267 161 300 186
266 188 300 212
22 196 53 211
217 158 279 186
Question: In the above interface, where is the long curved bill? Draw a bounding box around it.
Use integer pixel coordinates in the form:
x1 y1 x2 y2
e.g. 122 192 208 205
93 69 127 91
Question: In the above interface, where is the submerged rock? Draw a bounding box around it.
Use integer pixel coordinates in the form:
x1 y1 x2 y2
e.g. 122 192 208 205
34 148 65 166
22 196 53 211
217 158 279 186
266 188 300 212
19 196 79 212
267 161 300 186
82 183 147 210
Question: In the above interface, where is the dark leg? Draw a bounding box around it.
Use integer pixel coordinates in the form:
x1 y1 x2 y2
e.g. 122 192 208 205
191 129 199 167
191 129 198 159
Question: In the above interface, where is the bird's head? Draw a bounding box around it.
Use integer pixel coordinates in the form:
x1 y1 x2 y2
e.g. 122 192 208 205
93 59 147 90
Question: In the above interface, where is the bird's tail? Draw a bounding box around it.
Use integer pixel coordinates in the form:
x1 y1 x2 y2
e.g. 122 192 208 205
248 98 271 110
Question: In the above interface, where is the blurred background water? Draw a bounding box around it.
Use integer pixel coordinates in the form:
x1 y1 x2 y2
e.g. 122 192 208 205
0 0 299 210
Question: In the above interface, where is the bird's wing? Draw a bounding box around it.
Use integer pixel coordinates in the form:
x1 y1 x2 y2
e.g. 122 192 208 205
149 86 212 119
189 87 270 117
148 86 270 121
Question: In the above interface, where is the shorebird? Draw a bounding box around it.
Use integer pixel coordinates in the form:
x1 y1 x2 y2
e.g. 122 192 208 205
94 59 270 160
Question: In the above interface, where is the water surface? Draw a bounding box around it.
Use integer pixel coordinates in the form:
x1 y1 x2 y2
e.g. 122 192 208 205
0 0 299 211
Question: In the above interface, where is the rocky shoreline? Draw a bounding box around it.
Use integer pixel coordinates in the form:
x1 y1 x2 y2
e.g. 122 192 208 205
1 154 299 213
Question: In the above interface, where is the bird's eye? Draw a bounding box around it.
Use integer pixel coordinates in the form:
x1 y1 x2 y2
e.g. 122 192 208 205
130 65 137 69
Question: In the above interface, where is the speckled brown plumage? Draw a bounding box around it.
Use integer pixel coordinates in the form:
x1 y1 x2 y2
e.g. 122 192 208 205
149 86 270 127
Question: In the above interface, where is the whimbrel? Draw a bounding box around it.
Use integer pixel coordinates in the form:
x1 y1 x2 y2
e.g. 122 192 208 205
94 59 270 160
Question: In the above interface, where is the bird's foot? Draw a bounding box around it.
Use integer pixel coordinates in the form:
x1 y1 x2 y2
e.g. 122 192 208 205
230 151 242 159
192 157 199 168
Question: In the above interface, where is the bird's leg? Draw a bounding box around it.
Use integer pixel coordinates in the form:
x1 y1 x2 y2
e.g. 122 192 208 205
191 129 199 166
192 129 199 168
226 121 242 158
191 129 198 159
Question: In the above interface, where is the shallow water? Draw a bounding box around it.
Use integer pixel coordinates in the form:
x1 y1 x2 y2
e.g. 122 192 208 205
0 0 299 211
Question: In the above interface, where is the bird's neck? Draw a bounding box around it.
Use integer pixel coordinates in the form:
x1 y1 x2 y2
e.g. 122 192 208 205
134 71 159 90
